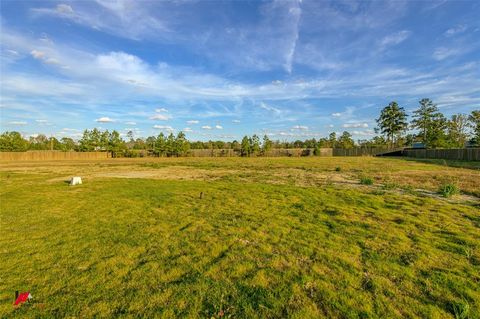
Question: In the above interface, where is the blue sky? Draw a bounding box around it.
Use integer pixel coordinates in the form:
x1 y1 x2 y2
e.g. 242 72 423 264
1 0 479 141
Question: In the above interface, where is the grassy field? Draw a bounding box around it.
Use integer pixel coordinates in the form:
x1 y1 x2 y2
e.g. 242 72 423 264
0 157 479 318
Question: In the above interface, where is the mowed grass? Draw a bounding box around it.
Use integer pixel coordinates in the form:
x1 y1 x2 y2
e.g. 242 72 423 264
0 157 479 318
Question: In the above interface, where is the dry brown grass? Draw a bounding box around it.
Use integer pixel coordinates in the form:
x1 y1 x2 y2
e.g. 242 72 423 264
1 157 478 198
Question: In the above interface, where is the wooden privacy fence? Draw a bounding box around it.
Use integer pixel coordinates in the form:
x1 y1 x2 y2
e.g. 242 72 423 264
265 148 332 157
0 151 110 161
188 149 237 157
333 147 398 156
403 148 480 161
187 148 333 157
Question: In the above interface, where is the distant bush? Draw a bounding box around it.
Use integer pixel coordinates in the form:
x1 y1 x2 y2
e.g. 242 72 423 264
335 167 341 172
438 183 459 198
360 176 374 185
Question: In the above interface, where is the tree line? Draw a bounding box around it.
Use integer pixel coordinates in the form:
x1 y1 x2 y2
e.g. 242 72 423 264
376 99 479 149
1 98 479 156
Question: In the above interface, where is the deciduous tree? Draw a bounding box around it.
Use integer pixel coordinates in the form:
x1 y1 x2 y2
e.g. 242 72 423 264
446 114 468 147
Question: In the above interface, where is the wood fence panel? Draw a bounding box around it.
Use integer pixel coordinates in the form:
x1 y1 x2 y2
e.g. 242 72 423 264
403 148 480 161
333 147 397 156
187 148 333 157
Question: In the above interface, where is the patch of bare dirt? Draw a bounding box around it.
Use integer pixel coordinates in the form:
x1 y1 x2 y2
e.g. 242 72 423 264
46 166 235 182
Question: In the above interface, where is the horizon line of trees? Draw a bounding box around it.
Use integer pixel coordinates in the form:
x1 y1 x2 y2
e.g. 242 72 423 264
1 99 479 156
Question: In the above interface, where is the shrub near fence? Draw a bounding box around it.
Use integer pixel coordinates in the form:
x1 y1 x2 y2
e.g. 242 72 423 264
0 151 110 161
403 148 480 161
265 148 332 157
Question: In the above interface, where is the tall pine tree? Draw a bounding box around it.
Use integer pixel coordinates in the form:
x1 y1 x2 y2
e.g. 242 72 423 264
376 101 408 147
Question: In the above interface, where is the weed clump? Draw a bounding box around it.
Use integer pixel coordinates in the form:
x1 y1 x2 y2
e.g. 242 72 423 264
399 251 418 266
335 167 342 172
438 183 459 198
383 182 398 190
360 176 374 185
450 300 470 319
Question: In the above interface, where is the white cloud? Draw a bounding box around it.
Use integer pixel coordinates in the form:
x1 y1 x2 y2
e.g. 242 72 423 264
155 108 168 112
343 123 369 128
380 30 410 48
95 117 114 123
232 119 241 123
35 119 48 123
291 125 308 130
433 47 461 61
153 125 174 131
201 125 212 130
187 120 199 124
29 49 63 66
125 121 136 125
183 127 193 132
8 121 28 125
56 4 74 14
44 58 60 65
32 1 170 41
149 114 170 121
259 102 281 114
331 112 342 117
215 125 223 129
445 25 467 37
30 50 45 59
283 3 302 73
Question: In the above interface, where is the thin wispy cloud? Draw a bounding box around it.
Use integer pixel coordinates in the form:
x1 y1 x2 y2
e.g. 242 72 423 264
153 125 174 131
343 123 369 128
379 30 411 49
444 25 467 37
433 47 461 61
291 125 308 131
149 114 170 121
8 121 28 125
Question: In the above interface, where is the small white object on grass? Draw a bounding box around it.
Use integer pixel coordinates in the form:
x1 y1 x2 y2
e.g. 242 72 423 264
70 177 82 186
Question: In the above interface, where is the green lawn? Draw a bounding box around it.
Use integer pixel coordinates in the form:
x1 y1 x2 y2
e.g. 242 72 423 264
0 157 479 318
